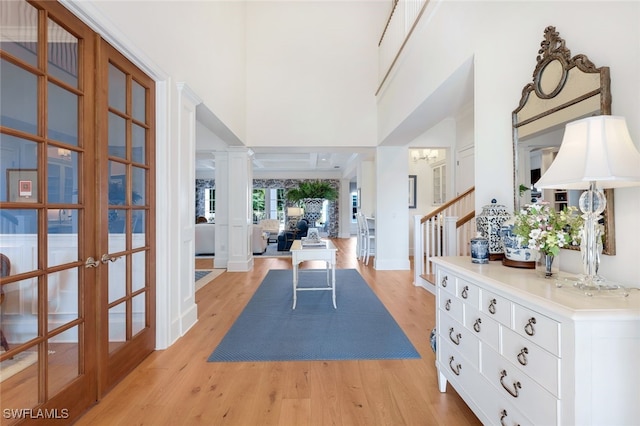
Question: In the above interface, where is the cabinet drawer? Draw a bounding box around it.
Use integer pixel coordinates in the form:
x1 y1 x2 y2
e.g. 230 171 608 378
438 292 463 324
513 303 560 356
481 346 558 426
439 311 480 369
502 326 560 397
473 380 535 426
480 289 511 327
456 277 480 309
438 271 456 296
439 338 534 426
464 304 500 352
437 339 475 393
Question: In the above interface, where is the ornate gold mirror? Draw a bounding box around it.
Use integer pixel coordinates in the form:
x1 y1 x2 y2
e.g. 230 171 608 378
512 26 615 255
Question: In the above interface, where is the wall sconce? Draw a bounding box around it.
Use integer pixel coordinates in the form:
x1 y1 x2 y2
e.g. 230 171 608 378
411 148 438 163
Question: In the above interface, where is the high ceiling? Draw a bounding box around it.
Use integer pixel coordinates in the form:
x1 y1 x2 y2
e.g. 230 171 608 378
194 104 374 178
73 0 474 180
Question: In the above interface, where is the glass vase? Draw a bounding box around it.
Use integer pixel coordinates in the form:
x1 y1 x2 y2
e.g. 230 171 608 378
536 252 559 279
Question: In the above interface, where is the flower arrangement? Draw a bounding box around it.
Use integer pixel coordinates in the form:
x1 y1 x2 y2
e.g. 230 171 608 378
512 202 583 256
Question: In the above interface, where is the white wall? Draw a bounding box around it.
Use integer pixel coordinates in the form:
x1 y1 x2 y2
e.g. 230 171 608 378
454 103 475 197
89 0 247 142
357 160 376 218
378 1 640 286
375 146 411 270
244 1 388 148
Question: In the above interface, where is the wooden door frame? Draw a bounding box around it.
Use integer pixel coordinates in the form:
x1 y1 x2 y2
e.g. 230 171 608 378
95 38 156 397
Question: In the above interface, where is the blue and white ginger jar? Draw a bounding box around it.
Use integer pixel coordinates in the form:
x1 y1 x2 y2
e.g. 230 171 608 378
500 217 537 262
476 200 511 257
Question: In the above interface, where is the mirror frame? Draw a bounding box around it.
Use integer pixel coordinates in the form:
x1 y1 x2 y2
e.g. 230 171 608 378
512 26 615 255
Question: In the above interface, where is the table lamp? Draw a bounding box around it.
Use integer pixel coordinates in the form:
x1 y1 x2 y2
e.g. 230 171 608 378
535 115 640 295
287 207 304 218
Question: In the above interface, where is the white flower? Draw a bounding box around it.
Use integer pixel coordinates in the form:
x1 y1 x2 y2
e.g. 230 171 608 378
513 203 583 256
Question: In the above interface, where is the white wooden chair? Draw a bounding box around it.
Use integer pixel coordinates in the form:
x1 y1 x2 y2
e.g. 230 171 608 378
355 213 365 260
362 217 375 265
356 213 375 265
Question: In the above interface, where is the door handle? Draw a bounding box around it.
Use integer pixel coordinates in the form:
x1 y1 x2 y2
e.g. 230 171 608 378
101 254 120 264
85 257 100 268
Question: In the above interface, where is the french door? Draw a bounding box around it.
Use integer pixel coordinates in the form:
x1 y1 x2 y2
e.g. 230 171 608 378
95 39 156 395
0 1 155 423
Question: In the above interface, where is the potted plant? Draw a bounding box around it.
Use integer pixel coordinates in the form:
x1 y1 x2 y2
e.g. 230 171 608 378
286 181 337 202
286 181 338 226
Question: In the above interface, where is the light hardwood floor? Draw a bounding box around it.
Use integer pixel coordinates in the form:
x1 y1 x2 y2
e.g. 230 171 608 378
76 237 481 425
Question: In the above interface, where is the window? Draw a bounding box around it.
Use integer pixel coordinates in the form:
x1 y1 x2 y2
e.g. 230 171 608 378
252 188 265 222
205 188 215 222
433 164 446 205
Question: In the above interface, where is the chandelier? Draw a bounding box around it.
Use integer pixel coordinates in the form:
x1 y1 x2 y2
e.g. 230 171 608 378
411 148 438 163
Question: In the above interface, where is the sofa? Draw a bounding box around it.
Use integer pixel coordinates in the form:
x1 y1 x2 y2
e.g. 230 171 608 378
195 223 215 255
251 225 268 254
259 219 281 243
195 223 267 255
277 219 309 251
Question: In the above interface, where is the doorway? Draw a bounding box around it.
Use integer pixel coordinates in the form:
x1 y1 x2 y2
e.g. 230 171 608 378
0 1 155 423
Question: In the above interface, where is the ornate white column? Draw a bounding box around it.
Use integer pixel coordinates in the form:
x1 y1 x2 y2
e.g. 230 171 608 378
374 146 411 270
175 82 200 340
225 147 254 272
213 151 229 268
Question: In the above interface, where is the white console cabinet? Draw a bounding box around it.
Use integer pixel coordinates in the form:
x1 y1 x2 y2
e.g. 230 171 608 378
432 257 639 426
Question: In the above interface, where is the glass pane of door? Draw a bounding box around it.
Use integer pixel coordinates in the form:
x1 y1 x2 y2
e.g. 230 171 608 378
99 39 155 393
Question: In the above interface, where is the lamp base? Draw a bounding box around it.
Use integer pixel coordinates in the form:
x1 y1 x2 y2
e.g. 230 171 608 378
555 275 630 297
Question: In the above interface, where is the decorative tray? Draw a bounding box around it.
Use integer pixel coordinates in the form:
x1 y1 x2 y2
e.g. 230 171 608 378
301 237 325 247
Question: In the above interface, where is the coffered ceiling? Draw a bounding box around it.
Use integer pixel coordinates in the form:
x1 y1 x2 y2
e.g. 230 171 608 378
196 146 373 179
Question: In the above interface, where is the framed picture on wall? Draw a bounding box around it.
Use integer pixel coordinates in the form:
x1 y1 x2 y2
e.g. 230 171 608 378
408 175 417 209
7 169 38 203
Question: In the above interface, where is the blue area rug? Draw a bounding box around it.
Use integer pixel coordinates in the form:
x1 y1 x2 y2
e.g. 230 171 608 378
208 269 420 362
195 270 211 281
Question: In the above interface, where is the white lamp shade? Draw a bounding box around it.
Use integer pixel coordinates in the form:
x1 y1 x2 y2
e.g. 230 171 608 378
535 116 640 189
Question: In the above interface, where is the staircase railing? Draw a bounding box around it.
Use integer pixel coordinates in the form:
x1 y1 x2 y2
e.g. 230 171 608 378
413 187 475 293
377 0 431 95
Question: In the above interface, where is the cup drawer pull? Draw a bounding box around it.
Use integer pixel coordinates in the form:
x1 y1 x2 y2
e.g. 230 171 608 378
449 356 462 376
524 317 536 336
473 318 482 333
441 276 448 287
500 409 520 426
488 298 497 314
517 347 529 366
449 327 461 345
500 370 521 398
461 285 469 299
